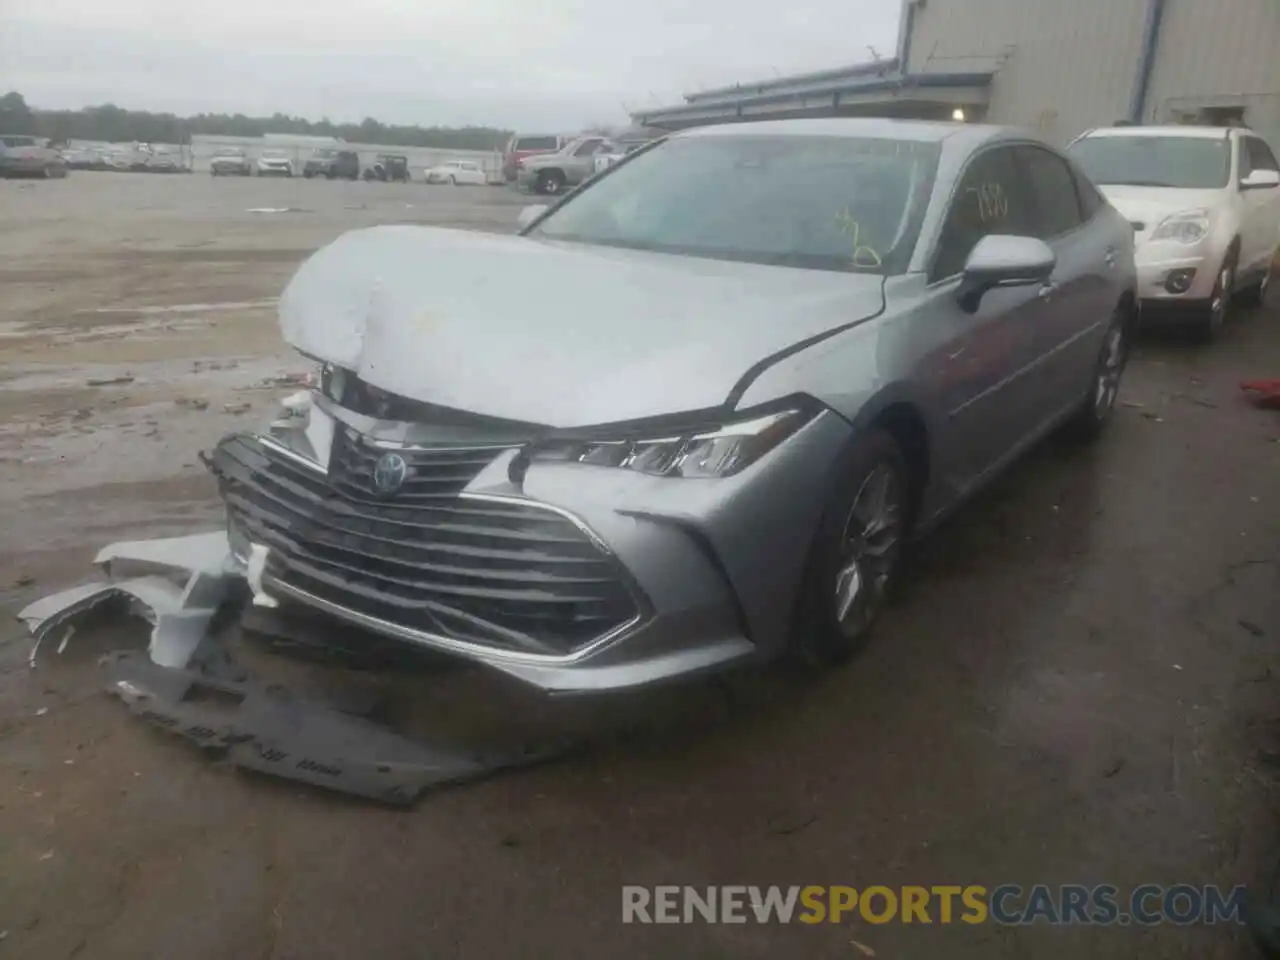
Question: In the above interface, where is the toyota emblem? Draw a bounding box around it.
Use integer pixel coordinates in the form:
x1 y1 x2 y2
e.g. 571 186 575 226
372 452 408 496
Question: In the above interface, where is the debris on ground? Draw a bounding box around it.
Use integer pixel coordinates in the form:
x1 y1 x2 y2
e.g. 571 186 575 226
1240 620 1266 638
222 402 252 415
14 574 36 587
1173 392 1218 409
253 373 311 389
175 398 209 411
14 532 580 805
86 376 134 387
1141 412 1164 422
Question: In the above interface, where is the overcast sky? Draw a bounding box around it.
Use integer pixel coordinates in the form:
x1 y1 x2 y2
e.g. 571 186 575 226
2 0 901 129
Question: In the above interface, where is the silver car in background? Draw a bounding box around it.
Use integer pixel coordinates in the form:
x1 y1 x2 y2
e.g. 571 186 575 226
210 119 1136 694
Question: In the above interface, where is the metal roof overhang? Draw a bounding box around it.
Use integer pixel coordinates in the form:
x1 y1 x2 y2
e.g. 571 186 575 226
635 71 995 130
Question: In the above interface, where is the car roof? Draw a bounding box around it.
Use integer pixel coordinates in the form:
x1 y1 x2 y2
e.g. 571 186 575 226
1079 124 1234 140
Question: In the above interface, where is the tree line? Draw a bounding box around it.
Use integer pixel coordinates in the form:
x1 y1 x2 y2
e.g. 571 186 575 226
0 92 512 151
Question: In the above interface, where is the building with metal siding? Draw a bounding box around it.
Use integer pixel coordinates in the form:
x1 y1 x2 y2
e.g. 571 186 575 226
633 0 1280 148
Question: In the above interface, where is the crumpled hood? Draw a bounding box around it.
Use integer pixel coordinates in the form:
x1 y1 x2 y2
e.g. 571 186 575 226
278 225 885 428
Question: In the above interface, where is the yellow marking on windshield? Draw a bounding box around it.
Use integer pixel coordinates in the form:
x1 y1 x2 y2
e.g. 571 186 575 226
836 208 883 269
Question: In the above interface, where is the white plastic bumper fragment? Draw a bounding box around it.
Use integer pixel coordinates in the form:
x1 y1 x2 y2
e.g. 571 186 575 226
16 531 242 669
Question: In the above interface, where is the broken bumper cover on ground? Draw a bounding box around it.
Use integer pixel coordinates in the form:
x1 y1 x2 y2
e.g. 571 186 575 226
203 393 853 693
17 532 237 669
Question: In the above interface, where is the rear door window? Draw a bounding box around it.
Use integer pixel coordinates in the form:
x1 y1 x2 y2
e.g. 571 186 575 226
1018 146 1086 239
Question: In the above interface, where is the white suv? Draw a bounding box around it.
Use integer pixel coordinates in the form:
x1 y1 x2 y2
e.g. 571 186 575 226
1068 125 1280 340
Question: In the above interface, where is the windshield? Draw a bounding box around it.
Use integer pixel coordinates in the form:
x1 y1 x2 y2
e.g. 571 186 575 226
262 150 288 158
312 149 336 158
530 134 940 274
1068 135 1231 189
214 148 244 157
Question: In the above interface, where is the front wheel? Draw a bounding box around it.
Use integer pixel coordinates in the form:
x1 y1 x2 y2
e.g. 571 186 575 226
1196 252 1236 342
1066 308 1129 441
790 429 910 666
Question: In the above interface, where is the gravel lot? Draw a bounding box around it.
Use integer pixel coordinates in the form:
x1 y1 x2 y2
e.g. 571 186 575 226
2 172 1280 959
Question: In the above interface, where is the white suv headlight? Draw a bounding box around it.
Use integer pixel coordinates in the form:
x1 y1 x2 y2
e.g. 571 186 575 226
1150 208 1211 244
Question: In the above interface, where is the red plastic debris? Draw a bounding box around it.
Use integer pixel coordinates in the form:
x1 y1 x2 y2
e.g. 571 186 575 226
1240 380 1280 409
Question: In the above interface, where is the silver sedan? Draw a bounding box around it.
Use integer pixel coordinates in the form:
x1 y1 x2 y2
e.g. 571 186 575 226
211 118 1137 694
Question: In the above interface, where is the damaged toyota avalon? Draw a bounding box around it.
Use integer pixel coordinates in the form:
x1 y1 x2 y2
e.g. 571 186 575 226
200 118 1137 694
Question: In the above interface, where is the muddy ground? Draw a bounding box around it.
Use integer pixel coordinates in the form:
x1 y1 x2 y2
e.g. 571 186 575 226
2 172 1280 959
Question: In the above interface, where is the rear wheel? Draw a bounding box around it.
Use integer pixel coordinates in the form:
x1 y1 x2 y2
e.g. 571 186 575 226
790 429 910 665
536 169 566 195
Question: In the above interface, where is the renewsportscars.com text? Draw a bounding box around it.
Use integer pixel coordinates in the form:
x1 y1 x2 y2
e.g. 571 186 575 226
621 884 1247 926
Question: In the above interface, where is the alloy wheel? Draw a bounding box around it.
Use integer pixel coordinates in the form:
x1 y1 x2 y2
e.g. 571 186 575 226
1210 262 1234 332
1094 324 1126 417
833 463 904 639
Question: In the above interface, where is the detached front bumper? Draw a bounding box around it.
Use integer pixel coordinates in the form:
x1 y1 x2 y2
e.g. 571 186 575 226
205 395 851 693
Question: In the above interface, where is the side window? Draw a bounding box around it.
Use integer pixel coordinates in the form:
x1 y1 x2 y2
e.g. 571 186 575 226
573 140 602 157
1237 138 1253 179
931 147 1033 282
1019 146 1085 239
1247 137 1279 173
1068 159 1105 220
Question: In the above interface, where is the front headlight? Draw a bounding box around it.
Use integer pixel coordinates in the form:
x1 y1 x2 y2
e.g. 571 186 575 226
528 406 816 479
1150 208 1211 244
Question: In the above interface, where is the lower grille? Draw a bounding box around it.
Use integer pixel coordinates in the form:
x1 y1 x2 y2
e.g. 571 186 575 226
209 433 641 656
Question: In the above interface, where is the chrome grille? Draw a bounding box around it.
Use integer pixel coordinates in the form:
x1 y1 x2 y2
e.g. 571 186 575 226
329 425 510 501
209 434 641 656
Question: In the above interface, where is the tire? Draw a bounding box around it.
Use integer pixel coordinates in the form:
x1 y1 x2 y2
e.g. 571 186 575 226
1196 249 1237 342
536 169 566 195
1236 262 1273 308
1065 307 1129 442
790 428 911 666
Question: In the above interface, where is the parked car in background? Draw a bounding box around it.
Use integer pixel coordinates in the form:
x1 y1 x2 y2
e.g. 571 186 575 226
104 150 134 172
363 154 410 182
226 119 1136 693
256 149 294 177
144 149 184 173
502 133 568 181
424 159 487 185
0 135 68 178
303 148 360 180
61 146 108 171
1068 124 1280 340
517 136 620 195
591 137 656 176
210 147 252 176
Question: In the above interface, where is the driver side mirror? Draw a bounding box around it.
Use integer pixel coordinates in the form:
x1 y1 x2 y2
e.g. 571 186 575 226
517 204 549 229
956 235 1056 313
1241 169 1280 191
